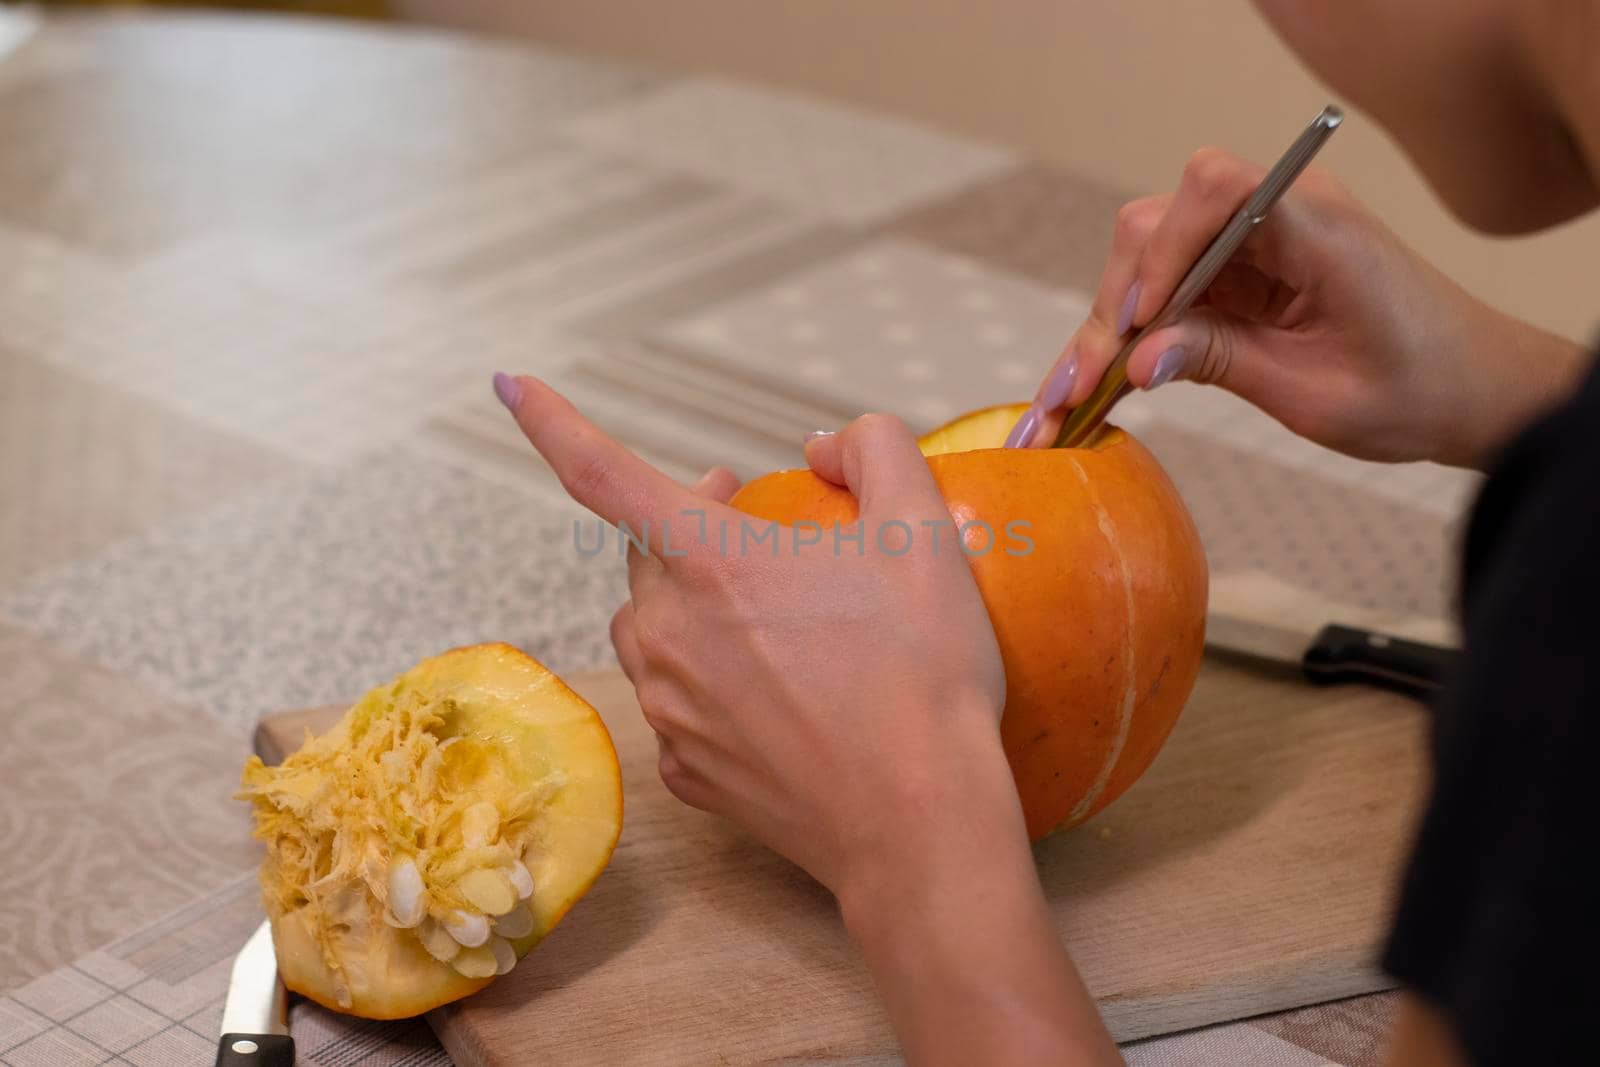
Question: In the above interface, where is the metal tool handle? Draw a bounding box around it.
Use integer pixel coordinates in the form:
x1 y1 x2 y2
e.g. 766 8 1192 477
1053 105 1344 448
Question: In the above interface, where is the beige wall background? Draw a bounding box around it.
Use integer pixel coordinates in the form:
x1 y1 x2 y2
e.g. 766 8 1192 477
400 0 1600 344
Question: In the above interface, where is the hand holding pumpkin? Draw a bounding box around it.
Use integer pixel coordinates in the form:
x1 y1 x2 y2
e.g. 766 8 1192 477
499 375 1127 1063
498 375 1022 902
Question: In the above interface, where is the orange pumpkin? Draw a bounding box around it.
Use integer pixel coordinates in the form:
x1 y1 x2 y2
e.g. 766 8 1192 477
730 404 1207 839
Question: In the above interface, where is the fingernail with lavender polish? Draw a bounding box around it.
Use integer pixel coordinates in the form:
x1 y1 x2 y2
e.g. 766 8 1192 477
492 372 521 412
803 430 835 445
1116 279 1143 335
1003 405 1042 449
1039 355 1078 410
1145 346 1187 391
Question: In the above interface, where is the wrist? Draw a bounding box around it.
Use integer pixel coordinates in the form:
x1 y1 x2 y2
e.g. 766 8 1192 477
837 831 1042 959
831 741 1121 1066
1443 305 1589 469
834 728 1034 941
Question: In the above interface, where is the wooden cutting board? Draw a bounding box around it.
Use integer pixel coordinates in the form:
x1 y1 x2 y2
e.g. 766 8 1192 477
256 656 1428 1065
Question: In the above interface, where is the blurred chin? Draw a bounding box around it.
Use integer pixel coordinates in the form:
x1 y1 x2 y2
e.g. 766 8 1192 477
1427 170 1566 236
1248 0 1600 234
1407 132 1600 237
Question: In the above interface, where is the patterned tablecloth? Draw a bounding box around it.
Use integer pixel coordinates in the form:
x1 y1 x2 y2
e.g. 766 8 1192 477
0 10 1475 1065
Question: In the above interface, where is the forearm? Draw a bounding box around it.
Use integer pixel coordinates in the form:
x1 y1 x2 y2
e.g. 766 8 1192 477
837 758 1121 1066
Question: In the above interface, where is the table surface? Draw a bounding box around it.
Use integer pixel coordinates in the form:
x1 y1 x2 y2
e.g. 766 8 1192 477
0 9 1476 1066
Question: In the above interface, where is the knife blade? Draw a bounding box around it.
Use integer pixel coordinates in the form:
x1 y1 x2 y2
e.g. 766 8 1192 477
216 920 295 1067
1206 612 1461 699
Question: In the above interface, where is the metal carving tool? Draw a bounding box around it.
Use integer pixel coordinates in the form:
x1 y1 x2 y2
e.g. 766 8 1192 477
1053 105 1344 447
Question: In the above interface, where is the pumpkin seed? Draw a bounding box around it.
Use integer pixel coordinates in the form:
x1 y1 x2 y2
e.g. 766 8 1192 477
386 856 426 928
508 860 534 901
442 909 490 948
416 918 460 963
451 944 497 979
491 903 534 940
460 801 499 849
458 868 516 916
490 937 517 976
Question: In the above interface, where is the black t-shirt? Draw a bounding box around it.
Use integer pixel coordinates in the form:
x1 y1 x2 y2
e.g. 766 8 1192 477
1382 354 1599 1065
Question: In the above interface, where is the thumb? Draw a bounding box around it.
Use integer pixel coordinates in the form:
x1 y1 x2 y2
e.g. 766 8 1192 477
803 414 948 527
1125 309 1277 403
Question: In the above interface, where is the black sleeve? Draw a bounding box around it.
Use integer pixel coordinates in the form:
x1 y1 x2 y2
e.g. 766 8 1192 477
1381 356 1600 1067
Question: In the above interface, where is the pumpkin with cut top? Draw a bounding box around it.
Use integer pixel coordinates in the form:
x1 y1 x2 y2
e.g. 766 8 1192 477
731 404 1208 839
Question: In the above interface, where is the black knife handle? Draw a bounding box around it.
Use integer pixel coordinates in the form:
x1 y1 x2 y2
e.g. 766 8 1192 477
216 1033 295 1067
1302 624 1460 699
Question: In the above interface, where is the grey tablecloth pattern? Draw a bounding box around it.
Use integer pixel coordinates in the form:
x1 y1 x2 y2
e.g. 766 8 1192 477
0 11 1469 1065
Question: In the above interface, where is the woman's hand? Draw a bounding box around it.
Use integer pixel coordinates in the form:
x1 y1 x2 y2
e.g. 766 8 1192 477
499 376 1011 899
1010 148 1587 470
497 375 1120 1064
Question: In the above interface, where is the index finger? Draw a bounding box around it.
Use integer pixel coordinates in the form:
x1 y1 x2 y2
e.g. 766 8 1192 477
495 373 731 559
1127 147 1264 328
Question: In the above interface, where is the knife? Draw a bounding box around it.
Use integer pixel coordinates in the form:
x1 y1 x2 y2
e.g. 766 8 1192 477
216 920 295 1067
1206 613 1460 699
